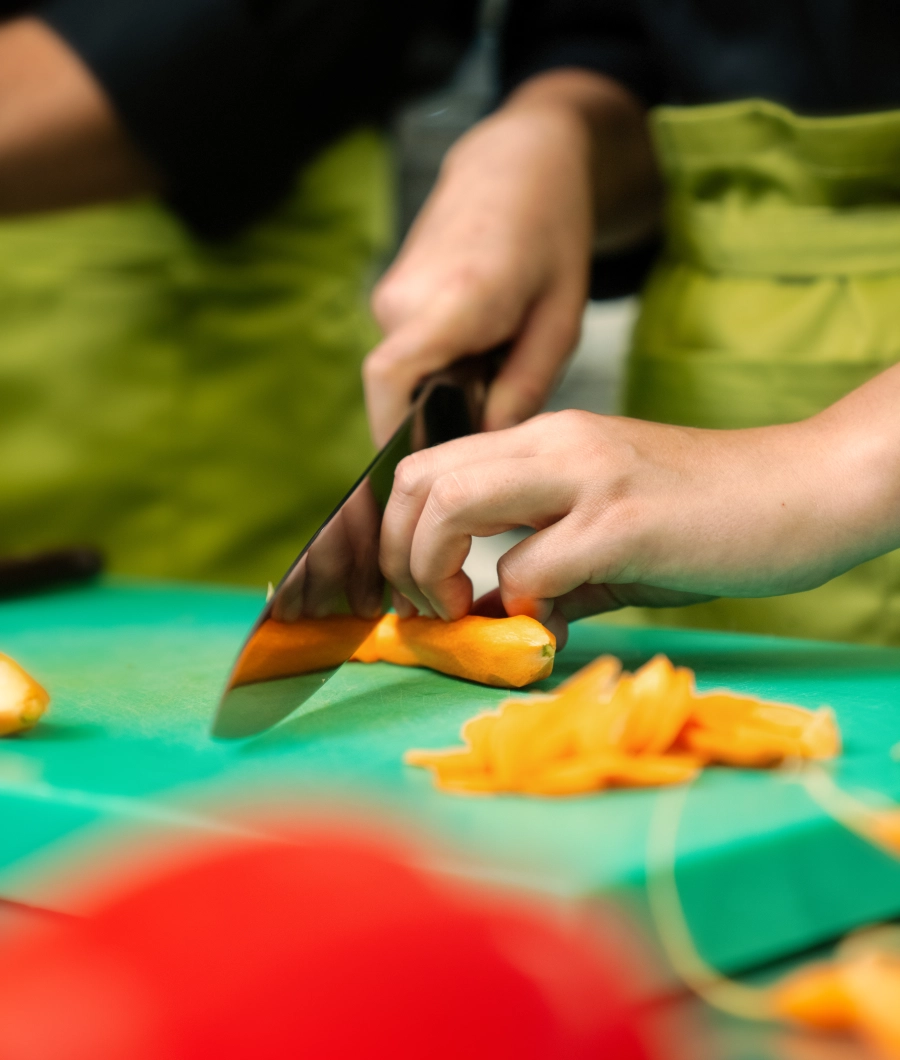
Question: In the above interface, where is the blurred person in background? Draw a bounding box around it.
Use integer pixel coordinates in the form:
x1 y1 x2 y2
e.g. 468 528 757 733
367 1 900 647
0 0 476 585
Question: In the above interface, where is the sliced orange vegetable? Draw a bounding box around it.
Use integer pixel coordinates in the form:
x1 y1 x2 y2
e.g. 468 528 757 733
680 719 840 767
431 772 501 794
352 612 556 688
771 962 857 1031
403 748 485 785
489 697 578 786
572 684 632 755
601 752 704 788
618 656 695 755
405 652 840 797
843 952 900 1058
460 712 501 770
233 615 378 686
796 707 842 759
689 693 840 751
553 654 621 701
866 809 900 855
773 951 900 1057
679 724 790 767
0 653 49 736
521 753 702 797
516 754 618 796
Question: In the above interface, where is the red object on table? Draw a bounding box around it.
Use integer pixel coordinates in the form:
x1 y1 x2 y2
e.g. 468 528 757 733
0 832 666 1059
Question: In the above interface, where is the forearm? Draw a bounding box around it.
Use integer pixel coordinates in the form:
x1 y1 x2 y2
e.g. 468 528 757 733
501 68 663 253
0 18 157 216
805 360 900 576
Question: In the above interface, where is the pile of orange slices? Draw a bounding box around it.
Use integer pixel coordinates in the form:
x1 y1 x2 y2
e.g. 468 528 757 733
406 653 840 796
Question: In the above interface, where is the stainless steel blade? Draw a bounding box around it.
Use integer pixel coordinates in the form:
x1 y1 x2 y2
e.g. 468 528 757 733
211 350 503 739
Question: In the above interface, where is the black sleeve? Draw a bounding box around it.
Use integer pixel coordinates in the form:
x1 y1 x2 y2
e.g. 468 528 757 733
500 0 662 108
39 0 478 240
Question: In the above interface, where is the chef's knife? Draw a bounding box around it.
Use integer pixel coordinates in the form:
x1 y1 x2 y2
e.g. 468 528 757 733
211 349 504 739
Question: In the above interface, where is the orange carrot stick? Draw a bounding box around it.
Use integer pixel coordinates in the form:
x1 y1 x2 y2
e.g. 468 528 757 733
352 613 556 688
0 653 49 736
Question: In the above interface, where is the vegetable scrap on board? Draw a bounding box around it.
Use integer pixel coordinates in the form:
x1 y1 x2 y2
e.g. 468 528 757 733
772 928 900 1057
405 653 841 796
0 653 49 736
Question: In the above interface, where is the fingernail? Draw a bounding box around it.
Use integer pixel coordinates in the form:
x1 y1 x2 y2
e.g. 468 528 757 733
505 596 553 625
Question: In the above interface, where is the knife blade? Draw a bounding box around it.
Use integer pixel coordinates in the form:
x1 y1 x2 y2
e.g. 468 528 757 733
211 349 504 739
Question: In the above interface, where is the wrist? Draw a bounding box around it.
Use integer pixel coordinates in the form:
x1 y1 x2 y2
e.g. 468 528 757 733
499 70 662 253
811 399 900 572
440 92 593 187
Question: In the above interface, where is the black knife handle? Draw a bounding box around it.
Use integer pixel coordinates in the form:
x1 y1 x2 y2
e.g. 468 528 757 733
418 343 509 447
0 547 104 599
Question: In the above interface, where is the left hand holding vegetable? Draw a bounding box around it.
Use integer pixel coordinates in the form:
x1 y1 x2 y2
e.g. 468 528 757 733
380 364 900 642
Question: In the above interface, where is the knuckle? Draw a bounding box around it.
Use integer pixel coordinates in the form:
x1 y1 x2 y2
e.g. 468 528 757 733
362 334 420 388
407 549 434 587
392 453 429 500
439 263 524 326
362 346 392 386
427 471 470 521
545 407 598 443
371 276 412 329
497 552 545 601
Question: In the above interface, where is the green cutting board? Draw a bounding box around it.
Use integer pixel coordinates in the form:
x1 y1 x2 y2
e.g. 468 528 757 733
3 578 900 975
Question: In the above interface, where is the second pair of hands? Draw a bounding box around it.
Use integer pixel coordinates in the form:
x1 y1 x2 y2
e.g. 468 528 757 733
364 69 900 644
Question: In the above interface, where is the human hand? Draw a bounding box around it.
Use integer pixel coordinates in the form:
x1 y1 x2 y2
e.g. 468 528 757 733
364 70 659 447
0 18 158 214
379 405 898 647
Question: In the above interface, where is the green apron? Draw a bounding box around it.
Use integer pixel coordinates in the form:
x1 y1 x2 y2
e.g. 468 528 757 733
0 129 391 587
621 99 900 645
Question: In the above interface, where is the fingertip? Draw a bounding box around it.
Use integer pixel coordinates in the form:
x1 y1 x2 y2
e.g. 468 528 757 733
503 594 554 626
484 387 526 433
425 572 473 623
393 592 416 618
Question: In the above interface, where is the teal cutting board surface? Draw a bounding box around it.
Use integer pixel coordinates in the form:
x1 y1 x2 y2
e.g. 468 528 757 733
3 578 900 973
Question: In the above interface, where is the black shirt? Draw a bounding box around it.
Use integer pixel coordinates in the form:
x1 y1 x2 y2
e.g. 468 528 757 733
502 0 900 115
1 0 477 239
501 0 900 298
